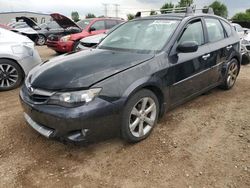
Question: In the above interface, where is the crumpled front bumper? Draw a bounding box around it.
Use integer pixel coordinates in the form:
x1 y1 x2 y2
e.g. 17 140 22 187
20 86 121 143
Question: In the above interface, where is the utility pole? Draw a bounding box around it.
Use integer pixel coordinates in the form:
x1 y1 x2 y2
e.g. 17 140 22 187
113 4 120 17
103 3 108 17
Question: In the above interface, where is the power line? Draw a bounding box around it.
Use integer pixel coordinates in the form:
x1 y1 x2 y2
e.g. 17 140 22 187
103 3 108 17
113 4 120 17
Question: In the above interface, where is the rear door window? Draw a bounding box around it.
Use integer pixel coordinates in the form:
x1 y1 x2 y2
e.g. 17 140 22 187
205 18 225 42
105 20 118 29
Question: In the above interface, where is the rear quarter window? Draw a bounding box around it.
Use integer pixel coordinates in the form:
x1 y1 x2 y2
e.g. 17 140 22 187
205 18 225 42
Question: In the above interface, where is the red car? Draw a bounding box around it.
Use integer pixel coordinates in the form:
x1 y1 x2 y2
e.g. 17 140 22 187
47 17 124 53
0 24 11 30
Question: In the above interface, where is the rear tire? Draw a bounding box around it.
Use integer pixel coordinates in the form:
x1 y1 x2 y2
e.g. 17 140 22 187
0 59 23 91
220 58 239 90
121 89 159 143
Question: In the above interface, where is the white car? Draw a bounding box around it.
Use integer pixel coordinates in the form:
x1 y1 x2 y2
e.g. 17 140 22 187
241 33 250 64
232 23 245 39
0 28 41 91
76 33 107 51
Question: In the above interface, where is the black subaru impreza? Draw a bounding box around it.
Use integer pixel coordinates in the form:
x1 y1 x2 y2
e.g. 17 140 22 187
20 10 241 143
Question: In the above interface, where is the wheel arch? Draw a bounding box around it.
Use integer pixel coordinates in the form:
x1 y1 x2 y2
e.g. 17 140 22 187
0 58 25 80
122 77 166 118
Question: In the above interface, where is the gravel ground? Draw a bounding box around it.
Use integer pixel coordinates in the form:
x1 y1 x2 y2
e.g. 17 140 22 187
0 46 249 188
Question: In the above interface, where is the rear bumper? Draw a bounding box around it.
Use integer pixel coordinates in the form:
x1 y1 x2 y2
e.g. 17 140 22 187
46 40 74 53
20 87 121 143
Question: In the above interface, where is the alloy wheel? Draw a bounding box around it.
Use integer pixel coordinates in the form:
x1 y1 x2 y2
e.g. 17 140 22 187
0 64 19 88
227 62 238 88
129 97 157 138
37 35 46 45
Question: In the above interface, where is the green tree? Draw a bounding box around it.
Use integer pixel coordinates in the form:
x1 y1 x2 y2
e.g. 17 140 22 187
71 11 80 22
232 9 250 21
208 1 228 18
127 13 135 20
150 10 158 15
85 13 96 18
178 0 194 7
160 3 174 14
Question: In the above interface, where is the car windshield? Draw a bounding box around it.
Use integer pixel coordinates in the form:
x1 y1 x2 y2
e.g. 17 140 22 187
12 22 30 29
77 19 93 29
98 19 180 53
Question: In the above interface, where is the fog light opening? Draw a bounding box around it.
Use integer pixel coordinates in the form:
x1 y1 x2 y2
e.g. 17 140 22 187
81 129 89 137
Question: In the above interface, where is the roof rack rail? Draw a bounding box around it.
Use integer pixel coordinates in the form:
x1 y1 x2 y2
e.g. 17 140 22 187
135 6 214 18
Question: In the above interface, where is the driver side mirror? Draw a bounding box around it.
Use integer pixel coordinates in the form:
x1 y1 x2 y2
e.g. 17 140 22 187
89 27 96 32
177 41 198 53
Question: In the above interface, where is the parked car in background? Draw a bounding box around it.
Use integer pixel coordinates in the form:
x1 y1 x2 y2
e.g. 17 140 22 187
0 28 41 91
9 21 39 43
241 34 250 65
76 22 124 51
76 33 106 50
46 17 124 53
21 10 241 143
232 23 245 39
15 13 82 46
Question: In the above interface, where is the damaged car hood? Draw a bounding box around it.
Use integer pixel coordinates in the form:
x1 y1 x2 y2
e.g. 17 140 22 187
28 49 154 90
50 13 81 30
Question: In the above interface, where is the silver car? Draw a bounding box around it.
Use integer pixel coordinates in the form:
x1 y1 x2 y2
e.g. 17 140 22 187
0 28 41 91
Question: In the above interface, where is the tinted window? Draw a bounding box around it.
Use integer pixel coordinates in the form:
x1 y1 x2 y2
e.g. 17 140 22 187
106 20 118 29
179 20 204 46
205 18 225 42
221 20 232 37
91 21 105 30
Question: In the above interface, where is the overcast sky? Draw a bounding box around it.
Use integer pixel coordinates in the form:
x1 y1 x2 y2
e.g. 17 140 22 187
0 0 249 18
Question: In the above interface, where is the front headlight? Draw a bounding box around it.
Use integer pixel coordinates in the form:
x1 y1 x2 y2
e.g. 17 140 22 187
60 35 71 42
49 88 102 107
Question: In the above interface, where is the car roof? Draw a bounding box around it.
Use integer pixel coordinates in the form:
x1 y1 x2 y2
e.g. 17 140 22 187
91 17 124 21
136 13 227 22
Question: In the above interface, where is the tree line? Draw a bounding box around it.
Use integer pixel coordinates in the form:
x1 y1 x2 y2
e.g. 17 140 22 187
127 0 249 21
70 0 249 22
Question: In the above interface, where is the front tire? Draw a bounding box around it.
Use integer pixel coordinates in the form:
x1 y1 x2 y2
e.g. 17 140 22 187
36 35 46 46
72 41 80 52
220 58 239 90
0 59 23 91
121 89 159 143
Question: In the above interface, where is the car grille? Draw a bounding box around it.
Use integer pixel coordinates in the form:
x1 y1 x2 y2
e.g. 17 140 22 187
29 94 50 103
25 86 55 104
81 42 95 48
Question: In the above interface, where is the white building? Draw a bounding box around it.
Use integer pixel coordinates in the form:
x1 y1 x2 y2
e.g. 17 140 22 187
0 11 51 25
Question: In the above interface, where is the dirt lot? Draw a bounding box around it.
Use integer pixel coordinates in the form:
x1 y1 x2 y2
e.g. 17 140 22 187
0 46 249 188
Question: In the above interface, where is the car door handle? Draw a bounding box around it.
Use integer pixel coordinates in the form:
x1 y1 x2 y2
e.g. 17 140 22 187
202 54 210 60
226 45 233 50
